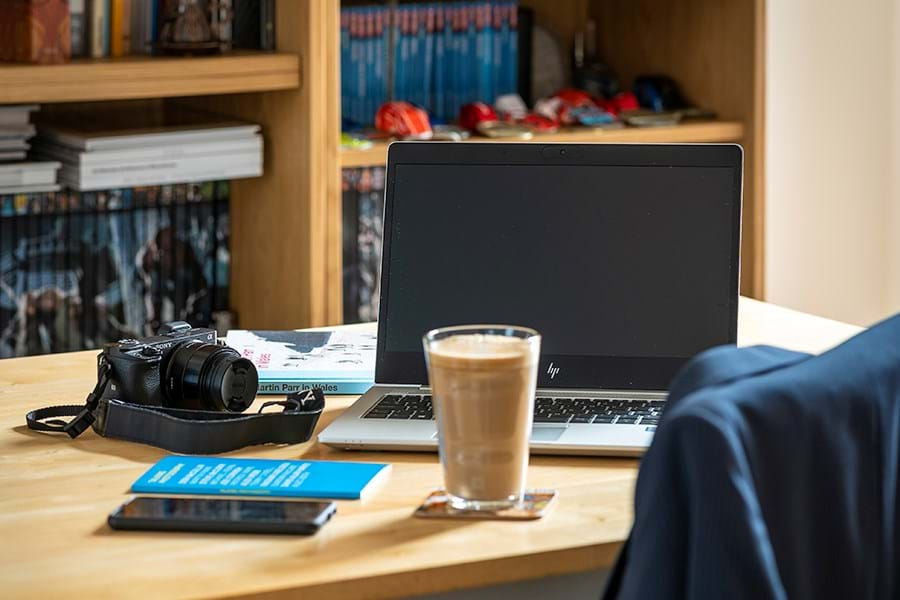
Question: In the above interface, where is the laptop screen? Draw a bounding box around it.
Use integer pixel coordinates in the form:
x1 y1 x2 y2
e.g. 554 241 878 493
376 143 742 390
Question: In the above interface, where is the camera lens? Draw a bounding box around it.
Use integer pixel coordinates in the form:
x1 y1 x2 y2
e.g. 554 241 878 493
164 342 258 412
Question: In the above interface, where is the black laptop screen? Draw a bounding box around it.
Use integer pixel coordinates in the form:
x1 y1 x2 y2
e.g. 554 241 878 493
376 146 741 390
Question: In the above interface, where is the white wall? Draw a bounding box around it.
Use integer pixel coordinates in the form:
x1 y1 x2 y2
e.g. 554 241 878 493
890 0 900 311
766 0 900 326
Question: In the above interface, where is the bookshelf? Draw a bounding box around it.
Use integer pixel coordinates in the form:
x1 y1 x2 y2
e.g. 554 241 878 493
328 0 767 328
1 0 766 335
340 121 746 168
0 52 300 104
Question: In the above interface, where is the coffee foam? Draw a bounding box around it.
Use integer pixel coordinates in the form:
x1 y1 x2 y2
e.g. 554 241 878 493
427 334 535 370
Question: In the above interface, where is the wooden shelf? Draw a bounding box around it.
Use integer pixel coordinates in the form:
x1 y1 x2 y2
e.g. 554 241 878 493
0 51 300 104
340 120 745 168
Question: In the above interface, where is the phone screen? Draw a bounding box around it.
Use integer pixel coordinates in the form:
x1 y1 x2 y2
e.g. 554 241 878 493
109 497 336 534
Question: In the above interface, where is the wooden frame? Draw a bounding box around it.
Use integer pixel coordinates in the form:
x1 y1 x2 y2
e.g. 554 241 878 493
0 52 299 103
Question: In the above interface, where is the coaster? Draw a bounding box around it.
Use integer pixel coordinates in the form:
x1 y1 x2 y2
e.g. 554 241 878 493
413 489 558 521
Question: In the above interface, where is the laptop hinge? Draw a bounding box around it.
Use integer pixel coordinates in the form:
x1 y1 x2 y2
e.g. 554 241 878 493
373 383 421 388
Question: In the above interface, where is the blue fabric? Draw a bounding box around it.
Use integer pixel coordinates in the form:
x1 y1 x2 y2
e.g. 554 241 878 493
604 313 900 600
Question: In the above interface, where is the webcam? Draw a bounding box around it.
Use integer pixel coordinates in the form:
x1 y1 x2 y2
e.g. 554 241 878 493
541 145 582 159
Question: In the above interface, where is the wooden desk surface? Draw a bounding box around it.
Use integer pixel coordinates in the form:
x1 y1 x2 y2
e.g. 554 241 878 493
0 298 861 600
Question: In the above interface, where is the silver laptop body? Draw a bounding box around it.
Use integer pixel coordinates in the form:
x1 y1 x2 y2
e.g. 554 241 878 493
319 142 742 456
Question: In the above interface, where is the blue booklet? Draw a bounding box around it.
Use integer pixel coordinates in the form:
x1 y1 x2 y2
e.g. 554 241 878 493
131 456 391 500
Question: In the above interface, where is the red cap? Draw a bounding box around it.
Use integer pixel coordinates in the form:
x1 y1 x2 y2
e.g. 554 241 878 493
459 102 498 132
375 102 433 138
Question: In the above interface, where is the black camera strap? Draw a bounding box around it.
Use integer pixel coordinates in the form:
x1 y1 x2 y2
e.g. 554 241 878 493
25 363 112 438
26 358 326 454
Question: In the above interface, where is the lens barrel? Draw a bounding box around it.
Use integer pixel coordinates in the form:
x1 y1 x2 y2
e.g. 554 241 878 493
164 341 258 412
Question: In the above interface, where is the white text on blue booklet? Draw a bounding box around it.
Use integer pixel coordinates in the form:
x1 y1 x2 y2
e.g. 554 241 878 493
131 456 391 500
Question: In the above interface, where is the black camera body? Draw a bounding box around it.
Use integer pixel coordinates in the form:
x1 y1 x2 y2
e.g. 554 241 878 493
102 321 258 413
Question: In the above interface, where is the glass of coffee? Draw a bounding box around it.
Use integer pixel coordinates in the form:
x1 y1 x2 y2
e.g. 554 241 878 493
423 325 541 512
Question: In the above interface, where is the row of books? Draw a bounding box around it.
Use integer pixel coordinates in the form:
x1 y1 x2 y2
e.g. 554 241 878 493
342 167 386 324
0 182 230 357
341 1 520 127
29 107 262 191
69 0 274 59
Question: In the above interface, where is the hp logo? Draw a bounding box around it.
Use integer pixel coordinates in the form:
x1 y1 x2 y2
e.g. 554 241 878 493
547 362 560 380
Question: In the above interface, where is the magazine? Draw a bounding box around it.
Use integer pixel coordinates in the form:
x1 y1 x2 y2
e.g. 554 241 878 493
226 329 376 394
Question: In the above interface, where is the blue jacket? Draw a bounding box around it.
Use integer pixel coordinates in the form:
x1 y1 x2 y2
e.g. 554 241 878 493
604 314 900 600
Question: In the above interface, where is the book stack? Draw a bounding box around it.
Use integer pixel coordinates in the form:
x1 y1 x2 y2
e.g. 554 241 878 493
33 108 263 191
341 1 520 127
0 105 39 163
0 162 62 195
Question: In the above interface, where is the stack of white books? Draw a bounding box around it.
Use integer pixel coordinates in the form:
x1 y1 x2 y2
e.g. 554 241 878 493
0 161 62 195
0 105 39 163
33 108 263 191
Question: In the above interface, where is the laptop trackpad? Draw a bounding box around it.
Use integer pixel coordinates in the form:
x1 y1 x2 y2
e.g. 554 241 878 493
530 427 566 443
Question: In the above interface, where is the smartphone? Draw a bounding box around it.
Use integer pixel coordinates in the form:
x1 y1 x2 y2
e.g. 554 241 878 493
108 497 336 535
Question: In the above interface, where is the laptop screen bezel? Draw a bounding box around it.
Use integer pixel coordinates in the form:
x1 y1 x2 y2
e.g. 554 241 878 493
374 142 743 390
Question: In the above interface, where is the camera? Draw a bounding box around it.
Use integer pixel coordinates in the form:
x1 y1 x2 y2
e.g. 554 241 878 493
101 321 258 413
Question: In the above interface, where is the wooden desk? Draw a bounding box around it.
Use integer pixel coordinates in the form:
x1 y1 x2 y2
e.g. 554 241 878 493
0 299 860 600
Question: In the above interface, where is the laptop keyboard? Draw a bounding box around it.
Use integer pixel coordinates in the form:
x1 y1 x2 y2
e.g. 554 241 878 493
362 394 664 425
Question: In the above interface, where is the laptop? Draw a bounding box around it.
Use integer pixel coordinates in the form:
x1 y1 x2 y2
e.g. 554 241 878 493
319 142 743 456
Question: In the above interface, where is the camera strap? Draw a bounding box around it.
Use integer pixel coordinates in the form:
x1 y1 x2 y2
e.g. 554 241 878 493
26 358 326 454
25 362 112 438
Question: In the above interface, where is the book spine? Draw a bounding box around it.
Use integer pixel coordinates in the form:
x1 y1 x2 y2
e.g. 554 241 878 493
71 0 87 57
90 0 104 57
172 184 185 319
103 0 111 56
212 0 233 51
129 483 360 500
408 6 419 108
423 6 434 112
508 1 518 94
433 6 444 120
110 0 123 57
356 7 364 124
364 8 374 123
390 7 400 102
120 0 131 56
149 0 159 45
97 190 109 345
398 6 408 103
129 0 141 53
260 0 274 51
340 9 349 124
479 2 491 104
494 1 502 96
465 3 474 105
417 5 427 109
256 380 373 395
374 7 385 116
349 9 358 125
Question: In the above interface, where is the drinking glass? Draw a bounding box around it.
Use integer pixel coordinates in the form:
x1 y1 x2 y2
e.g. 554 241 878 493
423 325 541 511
